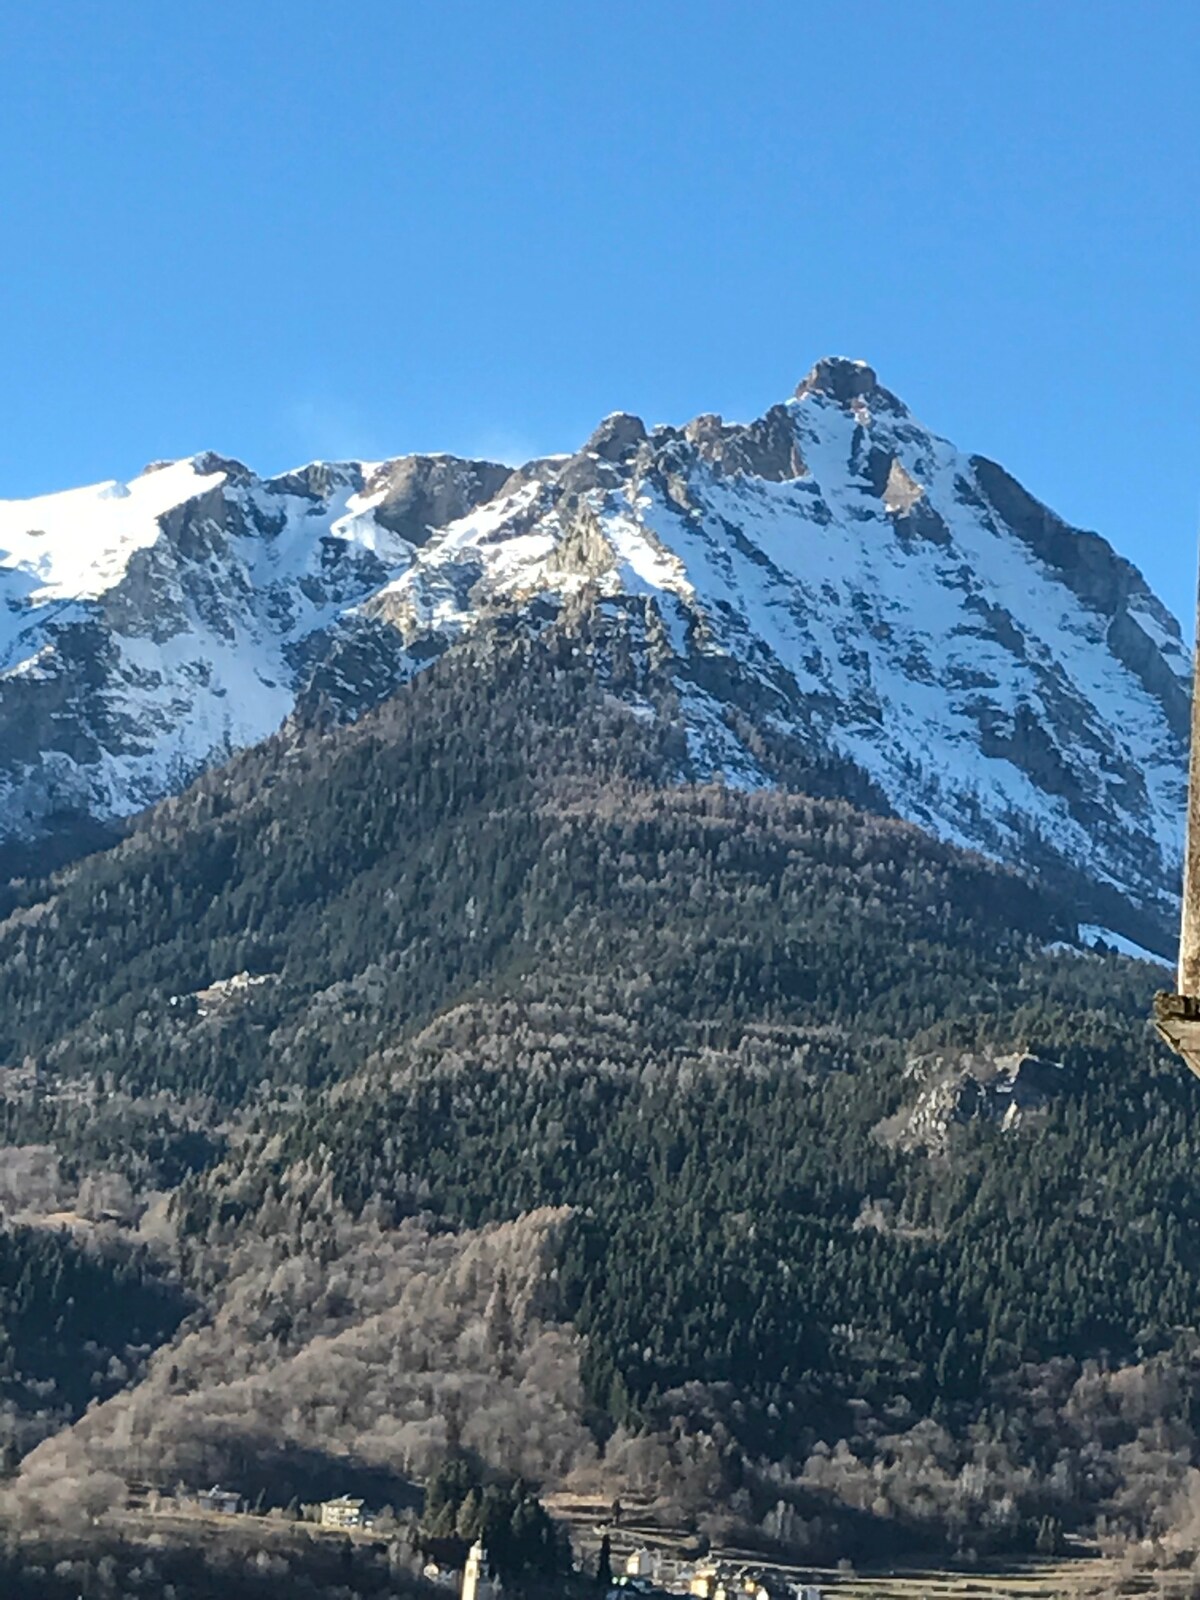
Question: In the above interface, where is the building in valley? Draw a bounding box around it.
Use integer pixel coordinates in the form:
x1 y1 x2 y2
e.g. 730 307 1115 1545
320 1494 365 1529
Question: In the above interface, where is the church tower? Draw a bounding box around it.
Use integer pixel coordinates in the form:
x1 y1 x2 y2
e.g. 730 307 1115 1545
462 1539 501 1600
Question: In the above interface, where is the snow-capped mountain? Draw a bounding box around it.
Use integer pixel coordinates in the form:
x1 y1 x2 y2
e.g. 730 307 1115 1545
0 357 1188 944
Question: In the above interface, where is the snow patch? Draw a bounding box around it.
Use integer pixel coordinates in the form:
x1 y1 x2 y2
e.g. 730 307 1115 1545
1076 924 1171 966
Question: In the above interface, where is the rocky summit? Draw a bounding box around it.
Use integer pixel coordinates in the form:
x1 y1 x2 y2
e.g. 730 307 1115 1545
0 357 1187 945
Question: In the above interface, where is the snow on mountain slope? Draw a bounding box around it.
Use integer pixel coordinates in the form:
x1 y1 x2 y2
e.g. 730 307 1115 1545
0 360 1188 945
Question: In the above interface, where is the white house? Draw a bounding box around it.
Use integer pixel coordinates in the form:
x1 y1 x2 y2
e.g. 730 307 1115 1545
194 1485 241 1515
320 1494 365 1529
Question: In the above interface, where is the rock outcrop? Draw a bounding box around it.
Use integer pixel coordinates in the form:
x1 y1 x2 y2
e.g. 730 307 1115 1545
876 1051 1070 1156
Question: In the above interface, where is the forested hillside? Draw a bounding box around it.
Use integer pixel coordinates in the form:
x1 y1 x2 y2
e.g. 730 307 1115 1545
0 615 1196 1568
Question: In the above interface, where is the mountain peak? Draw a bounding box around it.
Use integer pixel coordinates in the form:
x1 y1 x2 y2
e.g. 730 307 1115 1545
583 412 648 462
190 450 255 484
795 356 885 407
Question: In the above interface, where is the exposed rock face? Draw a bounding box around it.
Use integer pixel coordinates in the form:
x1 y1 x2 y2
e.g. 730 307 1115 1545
583 412 648 463
366 455 514 545
681 404 809 482
876 1051 1069 1156
796 356 882 406
0 360 1188 946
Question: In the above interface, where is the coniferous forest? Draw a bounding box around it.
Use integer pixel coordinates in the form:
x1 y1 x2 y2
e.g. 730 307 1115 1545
1 616 1199 1592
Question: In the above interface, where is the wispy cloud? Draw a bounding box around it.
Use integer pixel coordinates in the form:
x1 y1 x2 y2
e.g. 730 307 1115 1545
458 426 560 468
279 400 562 472
281 397 390 466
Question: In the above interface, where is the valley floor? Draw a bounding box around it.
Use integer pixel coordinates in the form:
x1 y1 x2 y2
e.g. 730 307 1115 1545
0 1486 1187 1599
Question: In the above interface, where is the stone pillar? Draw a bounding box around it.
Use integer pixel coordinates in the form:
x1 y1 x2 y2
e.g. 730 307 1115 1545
1180 565 1200 996
1153 560 1200 1076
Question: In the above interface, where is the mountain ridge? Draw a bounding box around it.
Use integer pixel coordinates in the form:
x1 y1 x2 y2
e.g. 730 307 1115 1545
0 357 1187 946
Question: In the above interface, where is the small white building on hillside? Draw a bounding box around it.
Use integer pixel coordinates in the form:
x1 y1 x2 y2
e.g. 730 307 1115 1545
191 1485 241 1515
320 1494 365 1529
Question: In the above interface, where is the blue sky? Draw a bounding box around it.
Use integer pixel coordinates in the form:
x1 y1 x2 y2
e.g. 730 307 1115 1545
1 2 1198 614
